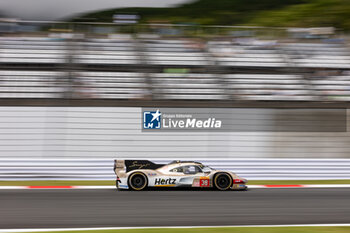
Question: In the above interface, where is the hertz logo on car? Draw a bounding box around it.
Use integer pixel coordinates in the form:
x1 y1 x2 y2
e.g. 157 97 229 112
154 178 176 186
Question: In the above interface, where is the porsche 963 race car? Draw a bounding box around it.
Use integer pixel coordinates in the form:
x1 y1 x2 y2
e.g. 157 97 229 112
114 160 247 191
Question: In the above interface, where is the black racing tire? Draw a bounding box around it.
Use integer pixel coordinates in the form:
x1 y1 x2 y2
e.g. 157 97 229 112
128 172 148 191
214 173 233 191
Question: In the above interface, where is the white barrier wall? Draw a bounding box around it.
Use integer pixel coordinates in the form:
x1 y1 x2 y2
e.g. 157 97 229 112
0 107 349 159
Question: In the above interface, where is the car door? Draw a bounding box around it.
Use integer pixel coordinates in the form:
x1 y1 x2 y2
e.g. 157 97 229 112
176 165 204 186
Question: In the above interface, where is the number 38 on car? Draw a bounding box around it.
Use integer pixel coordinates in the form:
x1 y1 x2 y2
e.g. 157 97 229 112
114 160 247 191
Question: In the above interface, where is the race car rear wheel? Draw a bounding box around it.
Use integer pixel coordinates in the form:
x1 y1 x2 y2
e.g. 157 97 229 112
128 172 148 191
214 173 232 191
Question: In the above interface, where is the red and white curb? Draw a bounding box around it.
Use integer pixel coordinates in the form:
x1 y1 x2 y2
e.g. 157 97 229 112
1 184 350 189
0 186 114 189
1 224 350 233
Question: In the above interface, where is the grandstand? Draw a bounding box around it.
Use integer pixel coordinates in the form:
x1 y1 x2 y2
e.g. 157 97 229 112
0 30 350 106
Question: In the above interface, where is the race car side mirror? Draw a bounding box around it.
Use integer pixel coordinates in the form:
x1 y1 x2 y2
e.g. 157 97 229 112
202 167 211 173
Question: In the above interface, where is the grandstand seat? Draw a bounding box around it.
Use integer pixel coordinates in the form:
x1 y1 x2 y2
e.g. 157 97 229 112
281 43 350 69
75 39 139 65
151 73 226 100
0 71 64 98
310 75 350 101
76 72 148 99
224 74 315 101
0 37 66 64
143 39 210 66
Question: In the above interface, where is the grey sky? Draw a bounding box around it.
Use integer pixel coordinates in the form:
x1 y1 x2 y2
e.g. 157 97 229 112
0 0 193 20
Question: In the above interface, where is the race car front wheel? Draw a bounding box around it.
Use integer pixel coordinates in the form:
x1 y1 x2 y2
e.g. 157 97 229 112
214 173 232 191
128 172 148 191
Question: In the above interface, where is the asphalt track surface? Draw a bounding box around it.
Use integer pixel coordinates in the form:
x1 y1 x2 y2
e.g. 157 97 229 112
1 188 350 229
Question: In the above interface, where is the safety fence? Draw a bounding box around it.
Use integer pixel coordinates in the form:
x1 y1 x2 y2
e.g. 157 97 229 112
2 70 350 101
1 158 350 180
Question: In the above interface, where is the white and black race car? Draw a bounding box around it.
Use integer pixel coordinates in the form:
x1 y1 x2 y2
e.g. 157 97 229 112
114 160 247 191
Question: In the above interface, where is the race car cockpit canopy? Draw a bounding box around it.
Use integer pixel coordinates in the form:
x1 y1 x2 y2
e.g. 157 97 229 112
168 160 202 165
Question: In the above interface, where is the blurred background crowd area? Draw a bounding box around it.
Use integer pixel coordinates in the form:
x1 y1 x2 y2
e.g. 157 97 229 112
0 19 349 104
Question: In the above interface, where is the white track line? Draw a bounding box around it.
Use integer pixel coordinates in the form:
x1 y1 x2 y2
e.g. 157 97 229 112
0 186 27 189
1 224 350 233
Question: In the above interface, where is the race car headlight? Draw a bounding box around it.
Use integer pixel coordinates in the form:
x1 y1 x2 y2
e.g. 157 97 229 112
233 179 245 184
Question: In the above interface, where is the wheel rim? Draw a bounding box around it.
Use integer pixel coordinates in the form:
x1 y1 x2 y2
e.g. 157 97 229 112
215 174 231 190
130 174 146 190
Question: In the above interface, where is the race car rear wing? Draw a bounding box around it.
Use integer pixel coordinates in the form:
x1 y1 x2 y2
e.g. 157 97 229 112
114 160 165 173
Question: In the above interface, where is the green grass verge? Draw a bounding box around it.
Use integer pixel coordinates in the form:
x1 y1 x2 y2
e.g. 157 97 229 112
17 226 350 233
1 180 350 186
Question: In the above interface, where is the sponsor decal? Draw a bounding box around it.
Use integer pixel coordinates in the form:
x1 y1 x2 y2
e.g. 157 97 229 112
154 178 176 186
193 180 200 187
129 161 150 169
147 173 157 176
